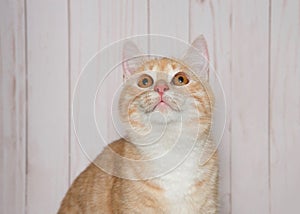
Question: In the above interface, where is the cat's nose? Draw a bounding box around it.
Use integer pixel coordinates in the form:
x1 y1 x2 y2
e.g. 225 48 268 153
154 80 169 95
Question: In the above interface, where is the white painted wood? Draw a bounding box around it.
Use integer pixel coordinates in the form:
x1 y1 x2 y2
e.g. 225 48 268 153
189 0 232 213
270 0 300 213
26 0 69 213
149 0 189 57
231 0 269 213
0 0 26 213
69 0 148 182
2 0 300 213
69 0 101 185
149 0 189 40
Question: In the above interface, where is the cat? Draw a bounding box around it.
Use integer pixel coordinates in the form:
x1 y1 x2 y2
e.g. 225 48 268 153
58 35 218 214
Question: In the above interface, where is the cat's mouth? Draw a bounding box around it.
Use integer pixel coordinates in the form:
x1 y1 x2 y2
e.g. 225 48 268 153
141 94 181 113
151 99 179 113
154 101 170 110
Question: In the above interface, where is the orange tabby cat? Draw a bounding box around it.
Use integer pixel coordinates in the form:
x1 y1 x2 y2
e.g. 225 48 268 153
58 35 218 214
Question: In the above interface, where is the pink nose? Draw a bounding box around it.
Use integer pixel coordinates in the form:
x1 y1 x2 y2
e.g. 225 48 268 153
154 80 169 95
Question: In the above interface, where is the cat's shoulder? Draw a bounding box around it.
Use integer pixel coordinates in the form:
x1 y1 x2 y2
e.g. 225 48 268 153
102 138 140 159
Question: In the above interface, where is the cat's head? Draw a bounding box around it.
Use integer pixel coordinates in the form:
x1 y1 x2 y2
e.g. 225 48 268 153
119 35 214 138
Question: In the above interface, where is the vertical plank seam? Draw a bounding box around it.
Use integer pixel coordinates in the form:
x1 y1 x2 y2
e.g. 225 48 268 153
229 0 233 213
147 0 150 53
24 0 28 213
268 0 272 213
188 0 191 43
67 0 71 188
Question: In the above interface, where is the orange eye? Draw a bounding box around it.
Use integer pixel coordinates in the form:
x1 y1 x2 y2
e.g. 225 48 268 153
137 74 153 88
172 72 189 86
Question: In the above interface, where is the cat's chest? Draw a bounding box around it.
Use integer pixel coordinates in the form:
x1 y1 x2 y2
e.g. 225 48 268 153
156 149 203 202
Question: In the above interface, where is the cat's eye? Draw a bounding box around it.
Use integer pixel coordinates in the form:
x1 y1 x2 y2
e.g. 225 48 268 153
172 72 189 86
137 74 153 88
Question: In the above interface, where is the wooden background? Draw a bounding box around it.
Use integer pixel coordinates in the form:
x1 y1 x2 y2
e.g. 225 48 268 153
1 0 299 213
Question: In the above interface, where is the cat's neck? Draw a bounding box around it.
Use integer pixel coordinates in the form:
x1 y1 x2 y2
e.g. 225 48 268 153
127 120 210 159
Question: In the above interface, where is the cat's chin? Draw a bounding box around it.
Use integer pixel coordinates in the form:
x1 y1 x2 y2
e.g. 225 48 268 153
153 102 171 113
148 111 182 125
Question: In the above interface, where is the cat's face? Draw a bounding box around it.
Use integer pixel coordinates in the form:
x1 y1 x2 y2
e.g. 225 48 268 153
119 36 214 137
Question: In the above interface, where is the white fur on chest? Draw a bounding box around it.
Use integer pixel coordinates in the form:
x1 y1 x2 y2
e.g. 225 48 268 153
134 120 206 211
158 147 202 201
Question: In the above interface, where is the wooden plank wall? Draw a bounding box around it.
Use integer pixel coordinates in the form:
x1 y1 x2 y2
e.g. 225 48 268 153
231 1 270 213
0 0 26 213
270 0 300 213
0 0 299 213
26 0 69 213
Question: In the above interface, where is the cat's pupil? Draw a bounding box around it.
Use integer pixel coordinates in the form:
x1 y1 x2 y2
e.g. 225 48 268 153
142 78 148 85
178 76 184 83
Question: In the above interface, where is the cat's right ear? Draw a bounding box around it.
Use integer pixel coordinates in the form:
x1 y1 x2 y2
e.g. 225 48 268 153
122 41 143 79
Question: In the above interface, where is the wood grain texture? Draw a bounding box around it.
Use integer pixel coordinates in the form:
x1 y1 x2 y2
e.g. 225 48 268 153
2 0 300 213
189 0 232 213
149 0 189 57
69 0 148 182
0 0 26 213
26 0 69 213
231 0 270 213
149 0 189 40
69 0 101 186
270 0 300 213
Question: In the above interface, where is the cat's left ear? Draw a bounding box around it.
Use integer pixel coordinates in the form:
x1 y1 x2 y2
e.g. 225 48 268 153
182 35 209 81
122 41 144 79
